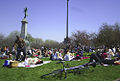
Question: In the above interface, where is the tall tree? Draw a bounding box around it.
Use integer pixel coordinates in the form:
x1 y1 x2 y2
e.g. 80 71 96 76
0 33 5 47
97 23 120 48
44 40 59 48
71 30 90 48
5 30 20 50
31 38 44 48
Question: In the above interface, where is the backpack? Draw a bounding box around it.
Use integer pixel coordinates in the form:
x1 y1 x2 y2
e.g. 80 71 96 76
3 60 10 67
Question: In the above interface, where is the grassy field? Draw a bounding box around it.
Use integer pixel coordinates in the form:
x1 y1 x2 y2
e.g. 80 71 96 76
0 57 120 81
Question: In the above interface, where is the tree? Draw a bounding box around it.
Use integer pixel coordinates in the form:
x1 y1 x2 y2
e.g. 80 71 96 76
31 38 44 48
70 30 90 48
44 40 59 48
112 23 120 47
4 30 20 50
8 30 20 39
0 33 5 47
27 33 35 42
89 33 98 47
97 23 120 48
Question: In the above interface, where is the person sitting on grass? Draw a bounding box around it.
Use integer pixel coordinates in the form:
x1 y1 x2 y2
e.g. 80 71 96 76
64 50 74 61
72 53 81 60
114 51 120 58
51 51 63 61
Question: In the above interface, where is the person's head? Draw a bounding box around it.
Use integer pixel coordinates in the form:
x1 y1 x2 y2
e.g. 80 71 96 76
16 35 20 40
96 50 101 55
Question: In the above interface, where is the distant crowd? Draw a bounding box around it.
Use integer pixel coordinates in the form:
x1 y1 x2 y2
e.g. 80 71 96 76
0 45 120 63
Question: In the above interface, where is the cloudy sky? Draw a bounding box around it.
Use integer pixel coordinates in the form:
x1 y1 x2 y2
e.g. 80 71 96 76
0 0 120 42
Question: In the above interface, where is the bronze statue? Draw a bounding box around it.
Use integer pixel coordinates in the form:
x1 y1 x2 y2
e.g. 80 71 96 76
24 8 28 18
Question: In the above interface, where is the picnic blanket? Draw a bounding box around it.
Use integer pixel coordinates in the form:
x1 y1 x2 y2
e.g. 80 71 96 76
18 61 51 68
80 57 90 60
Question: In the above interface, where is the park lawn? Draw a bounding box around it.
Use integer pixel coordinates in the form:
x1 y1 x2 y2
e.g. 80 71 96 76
0 58 120 81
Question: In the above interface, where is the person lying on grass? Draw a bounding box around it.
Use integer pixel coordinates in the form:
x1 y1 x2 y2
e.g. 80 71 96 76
89 51 120 65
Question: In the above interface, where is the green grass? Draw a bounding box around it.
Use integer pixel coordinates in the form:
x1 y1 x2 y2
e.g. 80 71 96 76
0 58 120 81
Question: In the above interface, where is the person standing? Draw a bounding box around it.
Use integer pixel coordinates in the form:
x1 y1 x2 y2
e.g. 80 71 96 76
13 35 26 61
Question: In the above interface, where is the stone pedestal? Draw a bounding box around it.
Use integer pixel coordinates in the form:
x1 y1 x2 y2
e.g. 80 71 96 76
20 18 28 39
20 18 30 50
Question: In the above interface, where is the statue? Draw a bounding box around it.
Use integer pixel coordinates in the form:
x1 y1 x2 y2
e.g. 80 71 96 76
24 8 28 18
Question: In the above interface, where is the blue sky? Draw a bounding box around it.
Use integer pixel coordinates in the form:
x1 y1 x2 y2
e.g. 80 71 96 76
0 0 120 42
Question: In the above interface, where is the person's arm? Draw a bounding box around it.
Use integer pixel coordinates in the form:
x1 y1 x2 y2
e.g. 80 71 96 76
12 40 18 52
13 40 17 48
23 40 26 46
21 39 26 48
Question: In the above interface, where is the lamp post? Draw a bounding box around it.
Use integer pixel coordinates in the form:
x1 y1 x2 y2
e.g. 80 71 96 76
66 0 69 40
64 0 69 54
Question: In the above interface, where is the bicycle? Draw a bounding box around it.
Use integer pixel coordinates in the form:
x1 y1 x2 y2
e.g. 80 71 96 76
41 61 96 79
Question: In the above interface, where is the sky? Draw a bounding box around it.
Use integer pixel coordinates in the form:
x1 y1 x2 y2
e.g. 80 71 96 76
0 0 120 42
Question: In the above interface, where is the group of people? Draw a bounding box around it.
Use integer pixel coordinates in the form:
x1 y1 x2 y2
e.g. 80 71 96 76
0 35 26 61
0 46 10 59
1 35 120 66
89 48 120 65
